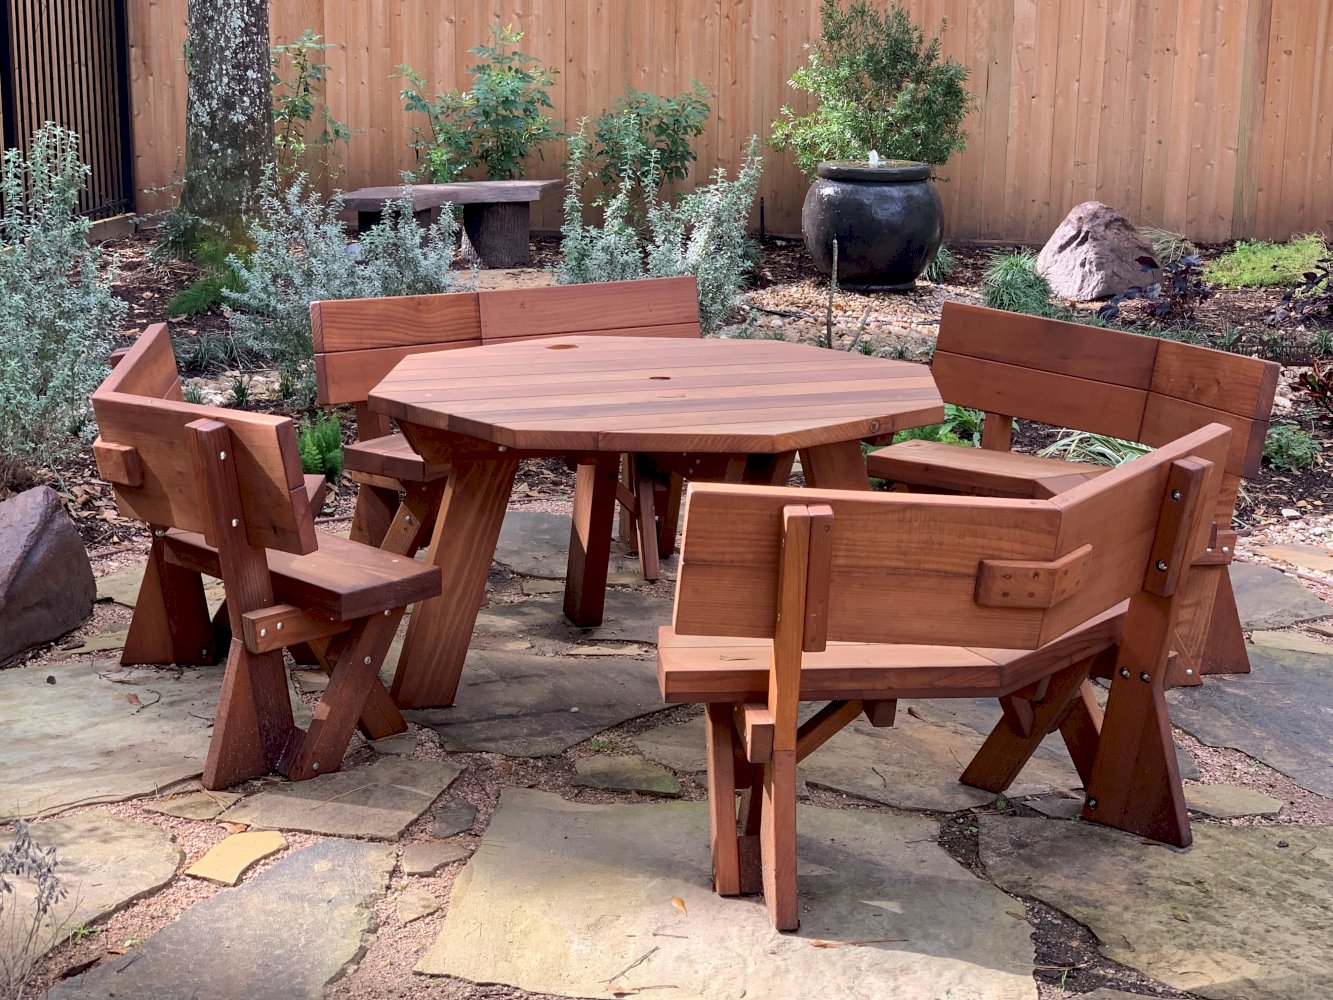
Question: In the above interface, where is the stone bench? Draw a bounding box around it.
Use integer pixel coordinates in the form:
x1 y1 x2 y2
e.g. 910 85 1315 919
342 180 562 268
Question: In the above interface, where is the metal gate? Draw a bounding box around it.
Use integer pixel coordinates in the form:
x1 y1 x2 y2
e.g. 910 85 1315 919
0 0 134 219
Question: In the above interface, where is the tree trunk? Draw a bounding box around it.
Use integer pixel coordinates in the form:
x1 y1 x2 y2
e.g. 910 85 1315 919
180 0 273 239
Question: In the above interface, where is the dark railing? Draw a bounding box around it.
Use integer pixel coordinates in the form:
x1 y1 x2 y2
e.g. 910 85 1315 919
0 0 135 219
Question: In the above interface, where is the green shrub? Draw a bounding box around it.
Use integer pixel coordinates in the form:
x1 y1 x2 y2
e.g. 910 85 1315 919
1142 226 1197 267
1263 423 1320 472
397 24 558 182
981 250 1051 315
592 83 710 188
298 413 344 481
770 0 973 176
889 405 983 447
0 124 126 491
556 121 762 335
1208 234 1328 288
167 237 244 317
1040 431 1151 467
272 29 354 184
923 243 956 283
224 170 468 402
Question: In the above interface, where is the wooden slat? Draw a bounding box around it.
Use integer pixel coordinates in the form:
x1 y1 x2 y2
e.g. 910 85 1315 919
1148 340 1279 420
315 340 482 406
867 439 1106 499
98 323 183 400
976 543 1093 609
478 276 701 341
310 291 481 353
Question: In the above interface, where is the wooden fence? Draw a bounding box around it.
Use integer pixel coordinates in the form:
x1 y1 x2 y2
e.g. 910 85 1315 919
127 0 1332 243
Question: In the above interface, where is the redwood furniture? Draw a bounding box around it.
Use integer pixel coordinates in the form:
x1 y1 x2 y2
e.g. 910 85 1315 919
369 336 944 708
659 423 1232 930
866 302 1279 687
93 325 440 789
342 179 561 267
312 276 699 576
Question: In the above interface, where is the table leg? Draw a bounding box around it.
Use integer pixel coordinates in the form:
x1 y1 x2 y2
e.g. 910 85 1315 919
564 458 618 627
391 457 519 709
800 440 870 491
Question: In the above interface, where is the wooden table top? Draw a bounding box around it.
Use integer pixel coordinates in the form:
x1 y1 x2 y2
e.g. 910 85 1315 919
369 336 944 453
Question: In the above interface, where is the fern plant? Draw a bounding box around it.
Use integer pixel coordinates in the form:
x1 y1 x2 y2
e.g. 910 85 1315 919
298 413 344 481
0 124 126 491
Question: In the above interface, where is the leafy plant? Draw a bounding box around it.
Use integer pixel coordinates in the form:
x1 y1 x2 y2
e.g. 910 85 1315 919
272 30 355 184
182 382 207 405
0 124 125 492
298 413 344 481
1269 254 1333 328
1299 358 1333 417
226 375 251 409
592 83 710 188
771 0 973 176
1 821 69 998
1263 423 1319 472
167 236 244 317
1098 255 1212 327
556 122 762 335
1142 226 1197 267
1040 431 1150 467
981 250 1052 316
224 169 469 402
1208 234 1328 289
397 24 559 182
923 243 956 283
889 405 983 446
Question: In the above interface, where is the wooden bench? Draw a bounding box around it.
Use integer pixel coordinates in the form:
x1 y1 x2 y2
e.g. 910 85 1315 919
311 275 701 585
866 302 1280 687
342 179 562 267
659 423 1231 930
93 325 440 788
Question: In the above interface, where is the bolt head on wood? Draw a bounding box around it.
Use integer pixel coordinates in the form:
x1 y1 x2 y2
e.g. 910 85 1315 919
1170 489 1182 501
259 628 267 638
363 656 372 665
1086 797 1097 809
1119 667 1130 678
219 451 227 460
1155 559 1168 571
1139 671 1151 682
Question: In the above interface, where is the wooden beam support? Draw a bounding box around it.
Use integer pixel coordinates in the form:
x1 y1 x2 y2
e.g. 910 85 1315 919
733 703 775 764
241 604 347 654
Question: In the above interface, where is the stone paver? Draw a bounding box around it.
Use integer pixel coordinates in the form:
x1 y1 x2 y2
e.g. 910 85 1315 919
0 814 180 968
142 789 241 821
65 629 130 654
574 755 681 796
396 887 441 924
407 650 663 756
220 758 460 840
474 590 669 647
1 662 222 821
494 510 674 584
48 838 395 1000
980 815 1333 1000
632 715 707 773
431 801 476 838
401 841 471 876
1185 783 1282 819
95 565 225 614
1232 562 1333 629
185 831 287 885
367 732 416 756
1255 543 1333 574
418 789 1036 999
1249 630 1333 655
1169 646 1333 797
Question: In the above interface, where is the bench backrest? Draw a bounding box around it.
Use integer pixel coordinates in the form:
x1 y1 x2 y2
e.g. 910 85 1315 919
672 422 1231 652
92 324 316 555
311 275 701 410
933 302 1278 519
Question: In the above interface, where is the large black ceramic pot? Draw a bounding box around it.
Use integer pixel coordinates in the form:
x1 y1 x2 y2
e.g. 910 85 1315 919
802 160 944 291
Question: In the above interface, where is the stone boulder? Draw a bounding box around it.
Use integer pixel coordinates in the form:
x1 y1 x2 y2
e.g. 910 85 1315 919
0 485 95 663
1036 201 1159 301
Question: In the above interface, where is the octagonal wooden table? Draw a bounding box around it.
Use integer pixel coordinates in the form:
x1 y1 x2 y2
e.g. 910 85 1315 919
369 336 943 708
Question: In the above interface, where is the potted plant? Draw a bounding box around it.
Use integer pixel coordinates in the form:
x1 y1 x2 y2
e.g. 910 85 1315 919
772 0 973 290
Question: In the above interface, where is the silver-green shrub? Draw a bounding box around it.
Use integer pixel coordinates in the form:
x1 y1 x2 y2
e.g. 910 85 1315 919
0 125 125 491
224 170 469 399
556 118 762 335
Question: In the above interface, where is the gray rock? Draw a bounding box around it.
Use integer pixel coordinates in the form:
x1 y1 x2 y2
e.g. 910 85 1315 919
474 589 670 647
396 887 441 924
407 650 664 756
367 732 416 756
1169 646 1333 797
1036 201 1159 301
574 755 681 796
0 486 95 664
1249 630 1333 655
48 838 395 1000
0 662 218 821
94 563 145 607
1185 783 1282 819
401 841 471 875
220 758 461 840
1021 795 1086 820
980 815 1333 1000
633 714 708 772
431 800 476 838
495 509 674 584
142 789 242 821
1232 562 1333 629
0 814 180 969
418 789 1036 998
65 629 130 654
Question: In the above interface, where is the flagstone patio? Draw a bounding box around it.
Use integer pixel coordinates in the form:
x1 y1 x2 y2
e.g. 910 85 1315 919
3 510 1332 1000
